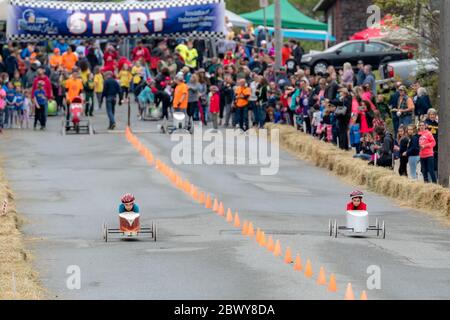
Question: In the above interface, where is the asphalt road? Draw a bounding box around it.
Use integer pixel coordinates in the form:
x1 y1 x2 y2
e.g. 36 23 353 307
0 102 449 300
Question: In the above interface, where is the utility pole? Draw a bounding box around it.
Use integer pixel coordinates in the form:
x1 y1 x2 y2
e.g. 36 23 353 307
439 0 450 187
274 0 282 71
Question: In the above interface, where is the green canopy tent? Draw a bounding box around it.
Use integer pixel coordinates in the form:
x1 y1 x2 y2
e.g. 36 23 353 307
241 0 327 31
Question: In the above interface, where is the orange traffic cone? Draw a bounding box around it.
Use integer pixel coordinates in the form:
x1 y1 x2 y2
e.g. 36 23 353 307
304 259 313 278
242 221 249 235
192 188 199 201
256 228 261 244
247 222 255 237
284 247 293 264
360 291 368 300
234 212 241 228
226 209 233 222
205 194 212 209
317 266 327 285
259 231 266 247
328 274 337 292
218 202 224 216
213 198 219 212
267 236 275 252
344 283 355 300
293 254 302 271
273 240 282 257
199 192 206 204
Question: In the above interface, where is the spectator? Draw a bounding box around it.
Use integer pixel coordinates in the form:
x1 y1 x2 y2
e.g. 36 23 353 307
209 85 220 130
425 108 438 178
234 78 251 132
371 125 394 168
102 71 123 130
0 79 5 133
389 81 402 137
61 46 78 72
341 62 354 86
362 65 376 96
396 85 414 126
418 121 437 183
396 125 409 176
333 87 352 150
405 124 420 180
33 81 48 130
355 60 365 86
414 87 432 121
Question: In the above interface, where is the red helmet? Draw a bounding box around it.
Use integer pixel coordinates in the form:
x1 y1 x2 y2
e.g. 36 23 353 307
350 190 364 199
121 193 135 204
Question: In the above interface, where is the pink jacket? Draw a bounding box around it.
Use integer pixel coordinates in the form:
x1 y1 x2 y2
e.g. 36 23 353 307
0 88 5 110
419 130 436 159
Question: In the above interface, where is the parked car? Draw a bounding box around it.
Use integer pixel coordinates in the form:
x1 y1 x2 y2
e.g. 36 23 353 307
378 58 438 86
301 40 411 74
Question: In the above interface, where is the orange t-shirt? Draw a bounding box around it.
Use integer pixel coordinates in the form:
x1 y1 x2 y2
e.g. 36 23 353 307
173 82 188 109
62 52 78 72
65 77 84 103
50 54 63 68
234 86 251 108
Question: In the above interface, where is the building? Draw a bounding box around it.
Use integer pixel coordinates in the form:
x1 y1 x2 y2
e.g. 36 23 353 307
313 0 373 43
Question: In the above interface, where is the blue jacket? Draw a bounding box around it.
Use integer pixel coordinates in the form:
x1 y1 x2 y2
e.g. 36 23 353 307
350 123 361 145
119 203 140 213
102 78 123 100
406 134 420 157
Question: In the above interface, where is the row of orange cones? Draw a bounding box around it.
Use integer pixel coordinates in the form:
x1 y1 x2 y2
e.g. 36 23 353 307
125 127 367 300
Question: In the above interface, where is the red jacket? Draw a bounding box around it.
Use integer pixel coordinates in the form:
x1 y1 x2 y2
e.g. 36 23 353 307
118 56 132 72
209 92 220 113
347 202 367 211
419 130 436 159
31 75 53 100
131 46 151 63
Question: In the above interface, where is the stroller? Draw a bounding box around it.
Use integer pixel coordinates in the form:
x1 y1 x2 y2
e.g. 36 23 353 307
62 96 94 135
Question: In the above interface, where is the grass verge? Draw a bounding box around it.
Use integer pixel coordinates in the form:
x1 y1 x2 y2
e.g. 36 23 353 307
266 123 450 221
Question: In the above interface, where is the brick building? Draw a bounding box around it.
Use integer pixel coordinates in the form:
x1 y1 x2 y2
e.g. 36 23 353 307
313 0 374 44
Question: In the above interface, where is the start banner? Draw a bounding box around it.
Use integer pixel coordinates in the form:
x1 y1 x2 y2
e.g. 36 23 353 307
7 0 226 40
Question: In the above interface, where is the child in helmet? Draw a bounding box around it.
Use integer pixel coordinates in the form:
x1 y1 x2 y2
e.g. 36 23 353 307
119 193 140 213
347 190 367 211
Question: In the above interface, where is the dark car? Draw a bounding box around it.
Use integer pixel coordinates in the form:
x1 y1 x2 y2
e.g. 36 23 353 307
301 40 411 74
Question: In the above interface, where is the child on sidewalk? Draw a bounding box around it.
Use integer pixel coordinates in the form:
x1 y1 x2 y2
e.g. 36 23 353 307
209 86 220 130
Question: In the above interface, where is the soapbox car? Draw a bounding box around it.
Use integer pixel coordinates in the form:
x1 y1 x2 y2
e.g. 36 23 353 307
329 211 385 238
62 96 94 135
102 212 156 242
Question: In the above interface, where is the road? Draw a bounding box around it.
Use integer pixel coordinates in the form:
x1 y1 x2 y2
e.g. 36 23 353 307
0 102 449 300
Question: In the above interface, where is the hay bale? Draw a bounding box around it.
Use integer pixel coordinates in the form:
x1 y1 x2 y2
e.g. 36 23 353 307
0 171 45 299
266 124 450 219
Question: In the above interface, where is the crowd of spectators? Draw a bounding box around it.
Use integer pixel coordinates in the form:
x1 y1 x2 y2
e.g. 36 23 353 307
0 22 438 183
